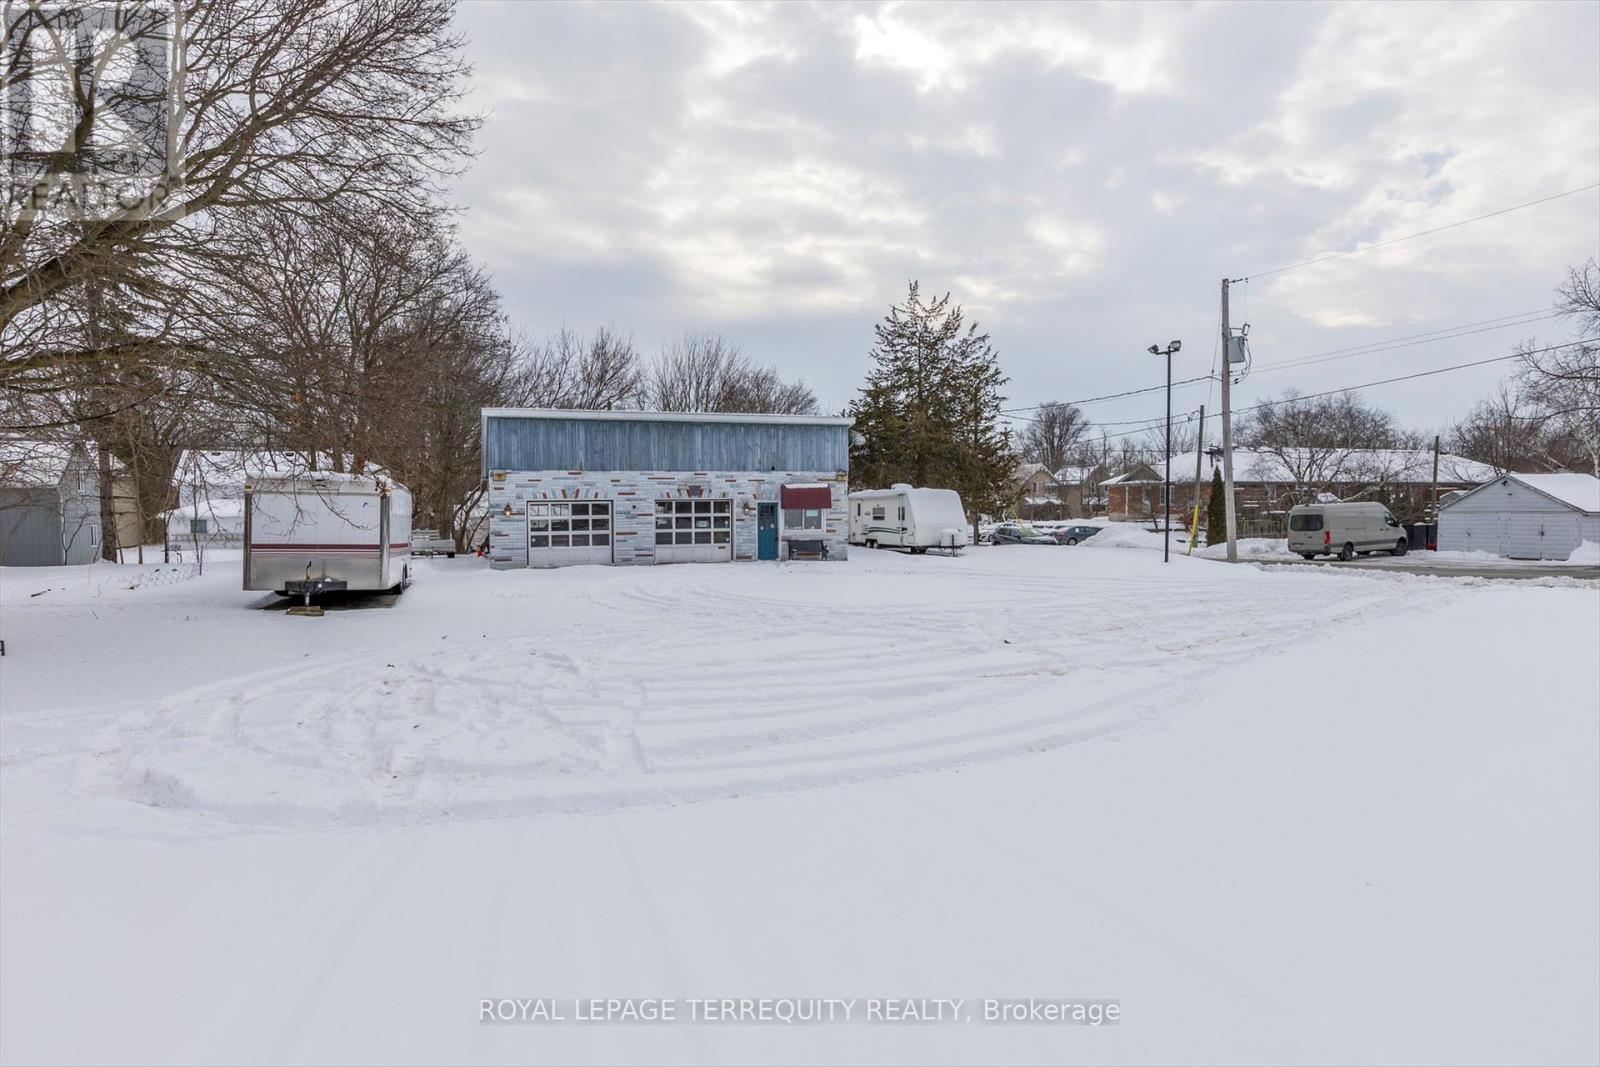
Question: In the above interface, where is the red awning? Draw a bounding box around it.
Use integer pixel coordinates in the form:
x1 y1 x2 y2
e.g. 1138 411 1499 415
780 484 833 509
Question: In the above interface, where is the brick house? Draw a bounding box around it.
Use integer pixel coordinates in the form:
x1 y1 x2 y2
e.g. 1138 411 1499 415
1103 448 1496 530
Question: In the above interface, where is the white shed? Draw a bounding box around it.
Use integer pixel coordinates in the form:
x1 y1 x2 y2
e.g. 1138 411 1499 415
1437 472 1600 560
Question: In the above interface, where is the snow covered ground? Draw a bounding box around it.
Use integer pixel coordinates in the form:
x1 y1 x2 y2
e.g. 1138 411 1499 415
2 547 1597 1065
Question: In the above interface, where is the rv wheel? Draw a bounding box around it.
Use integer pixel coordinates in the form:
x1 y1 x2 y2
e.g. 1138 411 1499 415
1338 542 1355 561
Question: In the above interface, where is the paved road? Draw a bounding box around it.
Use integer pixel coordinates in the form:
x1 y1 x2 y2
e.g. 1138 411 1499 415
1254 558 1600 581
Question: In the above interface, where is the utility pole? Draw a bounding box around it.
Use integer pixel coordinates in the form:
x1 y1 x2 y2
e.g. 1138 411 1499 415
1164 345 1172 563
1146 340 1183 563
1429 433 1442 548
1187 405 1206 555
1220 278 1238 561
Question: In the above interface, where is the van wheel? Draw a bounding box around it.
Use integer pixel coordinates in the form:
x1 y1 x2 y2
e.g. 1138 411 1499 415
1392 539 1407 557
1338 542 1355 561
1300 553 1315 561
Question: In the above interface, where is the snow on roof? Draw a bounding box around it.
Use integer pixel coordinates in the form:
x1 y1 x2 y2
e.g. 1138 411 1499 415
1099 469 1160 486
0 439 85 488
1158 448 1496 486
1504 472 1600 513
1053 464 1102 484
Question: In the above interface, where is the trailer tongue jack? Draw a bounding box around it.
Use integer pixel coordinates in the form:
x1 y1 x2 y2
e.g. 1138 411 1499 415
283 575 346 616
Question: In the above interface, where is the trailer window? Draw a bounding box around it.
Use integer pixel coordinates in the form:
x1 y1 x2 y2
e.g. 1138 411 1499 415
871 506 885 521
1288 514 1323 532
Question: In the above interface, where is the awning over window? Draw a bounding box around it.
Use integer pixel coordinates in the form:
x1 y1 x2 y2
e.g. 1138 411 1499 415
781 483 833 509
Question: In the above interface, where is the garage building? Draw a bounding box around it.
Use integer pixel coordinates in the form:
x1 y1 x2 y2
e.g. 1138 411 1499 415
482 408 851 568
1437 472 1600 560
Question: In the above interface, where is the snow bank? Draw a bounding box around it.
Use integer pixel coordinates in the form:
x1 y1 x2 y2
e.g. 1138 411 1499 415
1198 537 1296 561
1568 540 1600 565
1078 522 1171 551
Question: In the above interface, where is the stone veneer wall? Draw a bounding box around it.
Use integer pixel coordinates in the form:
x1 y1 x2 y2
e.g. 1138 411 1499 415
487 470 849 568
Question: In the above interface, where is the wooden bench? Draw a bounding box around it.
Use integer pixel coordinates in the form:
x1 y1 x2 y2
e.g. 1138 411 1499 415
786 539 829 561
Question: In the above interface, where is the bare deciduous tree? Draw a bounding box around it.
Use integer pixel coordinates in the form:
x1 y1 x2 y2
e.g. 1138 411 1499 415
2 0 477 384
1517 259 1600 478
1018 401 1088 472
642 332 817 415
524 327 642 410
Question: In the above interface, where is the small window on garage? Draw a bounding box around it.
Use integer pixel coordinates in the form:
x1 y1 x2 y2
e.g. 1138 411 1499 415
784 508 823 530
190 518 208 535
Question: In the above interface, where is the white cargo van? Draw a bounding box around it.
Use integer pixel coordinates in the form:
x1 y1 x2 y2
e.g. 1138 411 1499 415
848 485 969 553
1286 501 1408 561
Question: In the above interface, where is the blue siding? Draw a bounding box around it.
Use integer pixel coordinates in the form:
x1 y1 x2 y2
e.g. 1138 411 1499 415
485 415 849 473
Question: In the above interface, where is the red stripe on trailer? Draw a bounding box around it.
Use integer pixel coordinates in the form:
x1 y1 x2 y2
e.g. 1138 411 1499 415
250 544 411 551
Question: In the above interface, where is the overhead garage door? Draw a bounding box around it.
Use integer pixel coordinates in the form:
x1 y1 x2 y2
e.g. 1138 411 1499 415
527 500 612 566
654 498 732 563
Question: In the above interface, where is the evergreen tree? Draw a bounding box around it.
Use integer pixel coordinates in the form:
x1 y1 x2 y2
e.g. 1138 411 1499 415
849 282 1014 540
1205 467 1227 546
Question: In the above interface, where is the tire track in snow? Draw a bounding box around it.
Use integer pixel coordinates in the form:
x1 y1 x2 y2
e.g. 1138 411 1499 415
76 563 1467 827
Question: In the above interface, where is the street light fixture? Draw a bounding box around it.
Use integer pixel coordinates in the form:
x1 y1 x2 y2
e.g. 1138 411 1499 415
1147 340 1182 563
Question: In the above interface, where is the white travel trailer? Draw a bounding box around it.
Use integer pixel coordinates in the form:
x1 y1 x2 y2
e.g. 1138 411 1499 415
848 485 969 553
244 472 413 600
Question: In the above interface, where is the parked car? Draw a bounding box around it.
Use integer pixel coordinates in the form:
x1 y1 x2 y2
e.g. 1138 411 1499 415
1051 524 1102 546
1286 502 1407 561
989 522 1057 545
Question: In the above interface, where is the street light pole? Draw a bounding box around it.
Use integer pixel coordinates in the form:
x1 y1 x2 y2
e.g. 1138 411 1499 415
1146 340 1182 563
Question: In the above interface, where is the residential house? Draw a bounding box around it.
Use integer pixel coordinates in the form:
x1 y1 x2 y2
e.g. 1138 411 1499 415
0 440 102 566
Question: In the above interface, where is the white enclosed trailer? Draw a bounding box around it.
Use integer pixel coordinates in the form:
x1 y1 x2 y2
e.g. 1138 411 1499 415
244 473 413 599
848 485 969 553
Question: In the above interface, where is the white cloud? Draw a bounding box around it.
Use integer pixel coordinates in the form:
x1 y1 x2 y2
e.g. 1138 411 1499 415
452 1 1600 421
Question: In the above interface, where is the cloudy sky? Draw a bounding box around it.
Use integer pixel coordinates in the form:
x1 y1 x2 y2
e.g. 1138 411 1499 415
449 0 1599 441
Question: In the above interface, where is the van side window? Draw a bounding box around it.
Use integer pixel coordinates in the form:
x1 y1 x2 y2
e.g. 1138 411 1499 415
1289 514 1323 532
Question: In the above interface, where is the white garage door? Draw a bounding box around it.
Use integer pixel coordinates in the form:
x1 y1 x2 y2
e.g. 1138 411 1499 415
653 498 732 563
527 500 612 567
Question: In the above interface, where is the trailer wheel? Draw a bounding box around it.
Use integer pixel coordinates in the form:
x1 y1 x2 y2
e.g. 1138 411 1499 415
1338 542 1355 561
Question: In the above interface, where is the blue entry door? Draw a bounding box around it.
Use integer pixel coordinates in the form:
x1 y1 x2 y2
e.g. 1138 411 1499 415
757 502 779 560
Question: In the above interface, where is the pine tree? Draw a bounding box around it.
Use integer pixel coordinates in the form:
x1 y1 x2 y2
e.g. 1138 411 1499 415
849 281 1014 540
1205 467 1227 546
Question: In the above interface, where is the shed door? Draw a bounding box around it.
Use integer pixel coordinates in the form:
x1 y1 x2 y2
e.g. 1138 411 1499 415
653 498 732 563
527 501 612 567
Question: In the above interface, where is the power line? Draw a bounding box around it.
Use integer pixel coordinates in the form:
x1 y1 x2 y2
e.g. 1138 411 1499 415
999 375 1215 416
1242 183 1600 280
1086 336 1597 444
1249 311 1561 376
1008 307 1558 421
